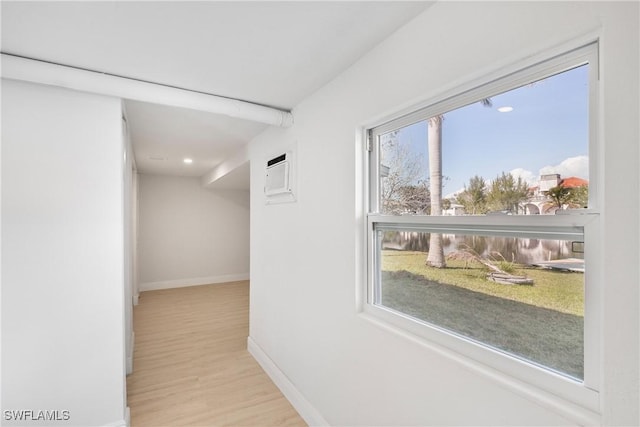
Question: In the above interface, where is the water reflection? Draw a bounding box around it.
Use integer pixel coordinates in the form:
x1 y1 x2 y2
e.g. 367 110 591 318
381 231 583 264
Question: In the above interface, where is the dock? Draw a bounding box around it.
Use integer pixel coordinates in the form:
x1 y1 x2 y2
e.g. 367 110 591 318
531 258 585 273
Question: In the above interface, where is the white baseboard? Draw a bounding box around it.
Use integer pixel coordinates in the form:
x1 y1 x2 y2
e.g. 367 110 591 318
139 273 249 292
247 337 328 427
126 331 134 375
103 414 127 427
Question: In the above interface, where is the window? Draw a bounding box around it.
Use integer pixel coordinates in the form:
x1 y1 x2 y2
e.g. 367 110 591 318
365 43 599 407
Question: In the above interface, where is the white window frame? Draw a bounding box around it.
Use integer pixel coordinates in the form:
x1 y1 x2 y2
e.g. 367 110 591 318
362 42 601 414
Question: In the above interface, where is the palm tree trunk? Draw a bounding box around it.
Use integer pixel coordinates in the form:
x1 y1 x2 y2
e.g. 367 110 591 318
427 116 446 268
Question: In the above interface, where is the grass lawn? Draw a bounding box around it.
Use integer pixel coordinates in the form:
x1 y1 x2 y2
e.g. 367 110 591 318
381 250 584 379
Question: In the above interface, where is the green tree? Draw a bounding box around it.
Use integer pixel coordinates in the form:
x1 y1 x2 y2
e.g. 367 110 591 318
543 184 588 212
570 185 588 208
543 185 573 212
456 175 488 214
487 172 530 214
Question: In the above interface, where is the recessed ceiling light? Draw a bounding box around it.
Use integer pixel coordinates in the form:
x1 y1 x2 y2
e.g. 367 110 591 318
183 158 193 164
497 106 514 113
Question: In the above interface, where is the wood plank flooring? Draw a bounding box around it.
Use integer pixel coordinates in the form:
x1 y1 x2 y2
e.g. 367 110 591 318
127 281 306 427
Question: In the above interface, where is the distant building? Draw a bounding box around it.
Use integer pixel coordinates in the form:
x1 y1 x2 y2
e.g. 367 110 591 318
443 203 465 216
524 174 588 215
560 176 588 188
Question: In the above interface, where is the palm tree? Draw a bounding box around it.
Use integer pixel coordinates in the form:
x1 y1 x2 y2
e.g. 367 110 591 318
426 99 492 268
543 184 586 213
426 115 445 267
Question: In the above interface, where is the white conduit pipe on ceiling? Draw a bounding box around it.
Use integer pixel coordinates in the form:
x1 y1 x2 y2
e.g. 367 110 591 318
1 53 294 128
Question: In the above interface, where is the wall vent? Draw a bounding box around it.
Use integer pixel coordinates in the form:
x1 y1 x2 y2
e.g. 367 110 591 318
265 152 292 196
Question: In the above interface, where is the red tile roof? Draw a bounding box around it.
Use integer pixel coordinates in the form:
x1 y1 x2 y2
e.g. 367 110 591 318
560 177 588 188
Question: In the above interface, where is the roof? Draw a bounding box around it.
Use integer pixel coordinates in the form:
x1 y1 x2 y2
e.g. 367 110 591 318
559 177 588 188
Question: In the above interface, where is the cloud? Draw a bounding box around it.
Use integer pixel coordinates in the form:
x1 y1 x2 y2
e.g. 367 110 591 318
539 155 589 179
445 188 465 200
457 155 589 192
509 168 537 185
498 156 588 187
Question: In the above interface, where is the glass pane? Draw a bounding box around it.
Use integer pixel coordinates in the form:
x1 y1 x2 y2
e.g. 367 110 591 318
377 230 585 379
378 65 589 216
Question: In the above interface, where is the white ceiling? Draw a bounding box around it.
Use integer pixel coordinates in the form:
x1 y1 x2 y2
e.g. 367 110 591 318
124 100 267 177
1 1 432 186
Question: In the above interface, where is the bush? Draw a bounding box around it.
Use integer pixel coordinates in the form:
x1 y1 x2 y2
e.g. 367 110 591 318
497 260 517 274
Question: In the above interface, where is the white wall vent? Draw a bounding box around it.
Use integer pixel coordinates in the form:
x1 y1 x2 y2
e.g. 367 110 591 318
265 152 292 196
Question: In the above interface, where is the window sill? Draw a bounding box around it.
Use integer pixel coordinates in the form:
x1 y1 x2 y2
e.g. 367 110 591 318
358 305 601 425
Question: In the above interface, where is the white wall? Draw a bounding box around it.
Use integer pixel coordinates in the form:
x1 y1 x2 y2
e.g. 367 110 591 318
132 168 139 304
138 174 249 290
248 2 639 426
122 116 134 375
1 80 127 426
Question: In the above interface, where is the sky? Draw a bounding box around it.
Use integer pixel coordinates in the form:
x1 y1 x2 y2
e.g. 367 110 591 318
386 64 589 198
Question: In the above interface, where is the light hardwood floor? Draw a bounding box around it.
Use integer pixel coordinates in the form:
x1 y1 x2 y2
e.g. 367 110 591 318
127 281 307 427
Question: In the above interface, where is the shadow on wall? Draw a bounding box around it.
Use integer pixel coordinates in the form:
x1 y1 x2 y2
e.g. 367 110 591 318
211 189 250 209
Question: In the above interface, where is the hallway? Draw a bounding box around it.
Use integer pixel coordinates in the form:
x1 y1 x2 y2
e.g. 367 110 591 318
127 281 306 426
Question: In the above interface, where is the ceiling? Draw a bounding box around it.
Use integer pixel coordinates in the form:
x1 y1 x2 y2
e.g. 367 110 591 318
1 1 432 186
124 100 267 177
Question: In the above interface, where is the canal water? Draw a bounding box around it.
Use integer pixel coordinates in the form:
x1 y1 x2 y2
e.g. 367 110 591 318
381 231 584 265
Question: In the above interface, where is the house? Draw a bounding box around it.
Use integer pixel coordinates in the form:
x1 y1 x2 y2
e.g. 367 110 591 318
560 176 589 189
442 203 466 216
524 174 589 214
525 174 589 214
2 2 638 427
